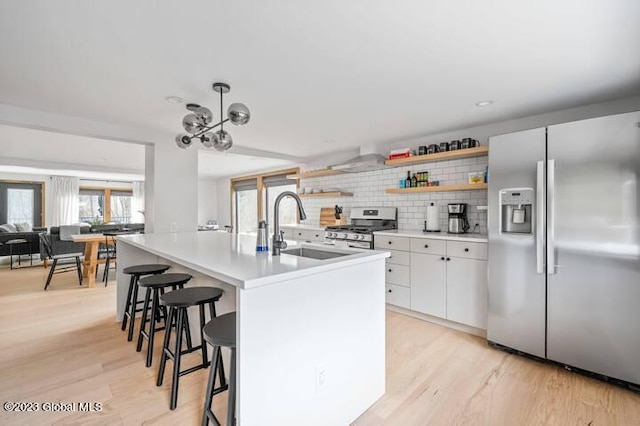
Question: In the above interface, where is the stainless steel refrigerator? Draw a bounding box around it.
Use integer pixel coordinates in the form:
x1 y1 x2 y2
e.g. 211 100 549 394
487 111 640 387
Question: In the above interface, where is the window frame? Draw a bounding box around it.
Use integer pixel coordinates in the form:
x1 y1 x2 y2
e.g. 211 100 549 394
79 186 133 224
0 180 45 227
230 167 299 233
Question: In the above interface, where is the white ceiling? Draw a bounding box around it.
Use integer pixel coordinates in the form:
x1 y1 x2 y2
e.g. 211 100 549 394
198 150 293 179
0 1 638 159
0 124 145 177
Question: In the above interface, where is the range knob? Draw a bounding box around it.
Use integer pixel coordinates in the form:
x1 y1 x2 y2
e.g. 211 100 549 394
341 233 349 239
358 234 365 240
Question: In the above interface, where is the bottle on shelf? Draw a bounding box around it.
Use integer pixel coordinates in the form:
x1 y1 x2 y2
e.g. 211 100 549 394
405 171 411 188
411 173 417 188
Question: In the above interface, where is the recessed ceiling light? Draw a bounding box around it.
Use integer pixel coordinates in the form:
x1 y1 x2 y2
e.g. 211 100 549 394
475 100 494 107
165 96 185 104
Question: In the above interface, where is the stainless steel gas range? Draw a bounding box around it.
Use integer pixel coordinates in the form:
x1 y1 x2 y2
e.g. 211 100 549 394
324 207 397 249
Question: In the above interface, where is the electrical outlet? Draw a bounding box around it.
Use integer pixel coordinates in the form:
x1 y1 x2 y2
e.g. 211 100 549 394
315 365 327 393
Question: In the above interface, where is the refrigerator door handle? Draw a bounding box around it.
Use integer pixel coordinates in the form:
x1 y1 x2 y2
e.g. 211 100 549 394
536 161 545 274
547 159 556 275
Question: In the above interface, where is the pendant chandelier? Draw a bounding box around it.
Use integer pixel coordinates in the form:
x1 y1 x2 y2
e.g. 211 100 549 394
175 82 251 151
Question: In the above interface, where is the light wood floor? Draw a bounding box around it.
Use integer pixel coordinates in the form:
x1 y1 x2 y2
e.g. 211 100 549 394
1 264 639 425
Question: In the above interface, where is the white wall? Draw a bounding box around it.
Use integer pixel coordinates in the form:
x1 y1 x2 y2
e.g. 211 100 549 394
197 179 218 225
216 178 231 227
144 142 198 233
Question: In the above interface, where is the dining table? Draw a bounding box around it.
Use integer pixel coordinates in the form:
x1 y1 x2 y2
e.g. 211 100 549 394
70 233 118 288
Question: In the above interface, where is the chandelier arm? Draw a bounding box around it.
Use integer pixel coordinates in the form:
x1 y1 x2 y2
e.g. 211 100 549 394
189 118 230 140
219 86 224 134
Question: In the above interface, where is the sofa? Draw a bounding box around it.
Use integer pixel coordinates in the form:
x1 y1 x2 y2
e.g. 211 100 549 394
0 227 48 257
43 223 145 259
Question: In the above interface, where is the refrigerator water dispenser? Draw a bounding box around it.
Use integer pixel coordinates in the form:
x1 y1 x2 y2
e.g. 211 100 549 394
499 189 534 234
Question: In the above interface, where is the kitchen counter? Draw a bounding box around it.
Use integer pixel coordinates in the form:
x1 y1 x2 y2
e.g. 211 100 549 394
374 229 488 243
116 231 387 425
118 231 386 289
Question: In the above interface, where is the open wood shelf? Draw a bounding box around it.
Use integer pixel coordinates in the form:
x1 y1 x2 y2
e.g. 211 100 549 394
299 191 353 198
385 146 489 166
385 183 488 194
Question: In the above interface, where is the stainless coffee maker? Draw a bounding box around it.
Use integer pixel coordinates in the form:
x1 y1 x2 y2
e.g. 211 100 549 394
448 203 470 234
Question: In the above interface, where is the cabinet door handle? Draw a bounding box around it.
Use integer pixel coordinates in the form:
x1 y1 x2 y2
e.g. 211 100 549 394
388 289 392 293
388 268 392 272
424 244 429 248
441 256 445 260
388 241 392 245
446 257 451 261
464 248 469 252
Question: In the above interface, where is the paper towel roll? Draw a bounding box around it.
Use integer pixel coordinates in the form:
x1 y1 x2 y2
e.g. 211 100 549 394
425 203 440 231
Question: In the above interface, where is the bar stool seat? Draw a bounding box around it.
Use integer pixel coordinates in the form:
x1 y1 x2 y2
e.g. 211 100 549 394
202 312 236 426
137 273 193 368
157 286 224 410
121 264 171 341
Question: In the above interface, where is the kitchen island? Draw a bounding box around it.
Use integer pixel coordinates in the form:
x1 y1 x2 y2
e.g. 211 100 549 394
116 231 389 425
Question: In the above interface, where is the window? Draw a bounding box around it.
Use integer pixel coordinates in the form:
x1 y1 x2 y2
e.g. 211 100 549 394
233 178 258 234
79 189 105 224
264 176 298 237
231 168 299 235
79 187 133 225
110 190 133 224
0 181 43 227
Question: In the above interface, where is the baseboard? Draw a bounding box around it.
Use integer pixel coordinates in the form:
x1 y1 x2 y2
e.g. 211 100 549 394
386 304 487 338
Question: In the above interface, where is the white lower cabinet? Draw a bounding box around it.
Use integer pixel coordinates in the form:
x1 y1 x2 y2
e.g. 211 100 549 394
446 257 488 329
410 253 447 318
380 235 489 330
385 283 410 309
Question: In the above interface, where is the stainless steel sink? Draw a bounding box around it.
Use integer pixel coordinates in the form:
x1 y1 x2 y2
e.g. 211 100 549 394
281 247 351 260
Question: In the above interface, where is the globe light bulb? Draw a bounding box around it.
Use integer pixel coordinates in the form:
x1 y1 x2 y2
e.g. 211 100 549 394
227 103 250 126
195 106 214 125
175 133 193 149
200 132 219 148
182 113 205 134
213 130 233 151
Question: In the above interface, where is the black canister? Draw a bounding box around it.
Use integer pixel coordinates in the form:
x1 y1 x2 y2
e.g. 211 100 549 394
439 142 450 152
418 145 427 155
449 140 461 150
427 144 439 154
461 138 470 149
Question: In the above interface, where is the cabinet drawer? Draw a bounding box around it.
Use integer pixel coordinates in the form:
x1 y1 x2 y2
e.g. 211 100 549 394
410 238 447 255
386 284 410 309
281 228 295 241
385 264 410 287
374 235 410 251
447 241 488 260
292 229 309 240
386 249 410 266
307 230 325 243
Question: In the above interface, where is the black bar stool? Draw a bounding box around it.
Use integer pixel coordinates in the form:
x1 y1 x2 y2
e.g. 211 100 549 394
157 286 225 410
136 273 193 367
202 312 236 426
122 264 171 342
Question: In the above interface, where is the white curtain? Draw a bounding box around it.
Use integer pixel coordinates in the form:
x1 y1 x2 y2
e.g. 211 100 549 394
132 181 145 223
50 176 79 226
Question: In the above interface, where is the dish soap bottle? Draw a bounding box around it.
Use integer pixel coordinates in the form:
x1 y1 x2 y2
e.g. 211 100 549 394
256 220 269 253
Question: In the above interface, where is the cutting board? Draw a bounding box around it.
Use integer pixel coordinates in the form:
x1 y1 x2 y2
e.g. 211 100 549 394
320 207 346 227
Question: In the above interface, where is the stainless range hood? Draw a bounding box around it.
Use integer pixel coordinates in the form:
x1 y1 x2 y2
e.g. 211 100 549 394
330 149 389 173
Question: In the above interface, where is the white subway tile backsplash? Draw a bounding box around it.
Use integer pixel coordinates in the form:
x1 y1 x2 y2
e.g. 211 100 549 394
298 155 488 233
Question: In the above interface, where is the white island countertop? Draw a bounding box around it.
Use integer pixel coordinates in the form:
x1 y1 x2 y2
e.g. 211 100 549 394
374 229 488 243
118 231 389 289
